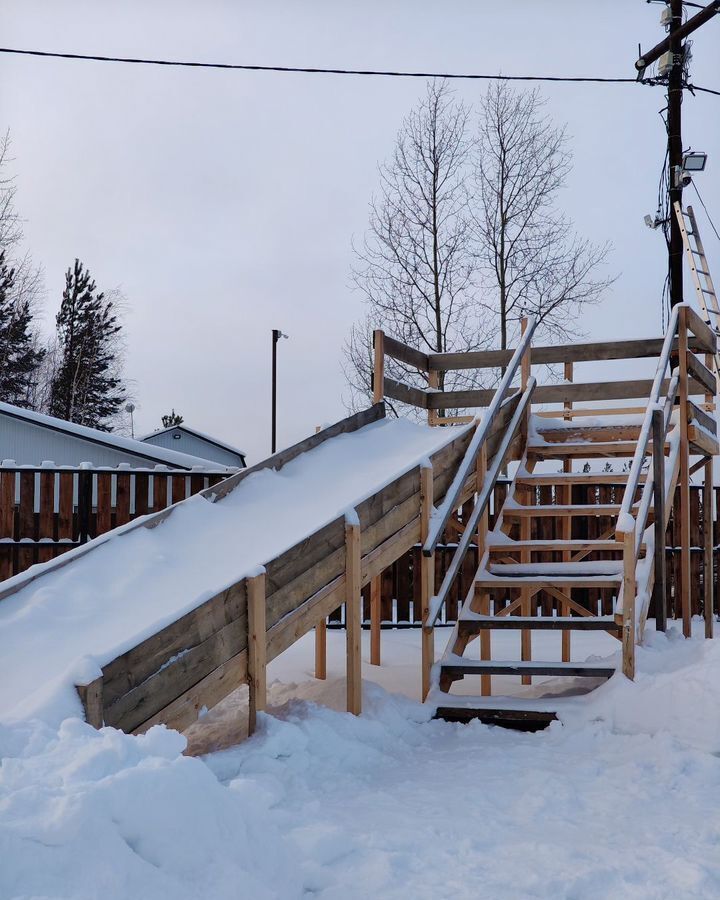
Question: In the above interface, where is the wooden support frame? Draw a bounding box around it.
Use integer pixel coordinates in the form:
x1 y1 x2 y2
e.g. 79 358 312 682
314 620 327 679
372 330 385 404
345 515 362 715
370 574 382 665
420 464 434 700
247 570 267 736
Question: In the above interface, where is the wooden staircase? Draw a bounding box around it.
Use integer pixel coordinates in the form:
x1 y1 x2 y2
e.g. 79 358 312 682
430 419 654 729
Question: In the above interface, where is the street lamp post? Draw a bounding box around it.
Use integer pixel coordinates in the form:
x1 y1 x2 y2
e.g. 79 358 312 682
271 329 288 454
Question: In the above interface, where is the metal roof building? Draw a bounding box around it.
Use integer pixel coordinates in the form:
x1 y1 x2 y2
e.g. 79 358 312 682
0 401 234 471
140 425 247 469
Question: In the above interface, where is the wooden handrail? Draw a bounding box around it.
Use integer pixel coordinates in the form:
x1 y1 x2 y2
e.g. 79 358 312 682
425 378 536 628
423 317 537 557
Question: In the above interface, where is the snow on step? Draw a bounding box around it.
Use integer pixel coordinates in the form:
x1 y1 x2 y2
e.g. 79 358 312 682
458 614 620 631
487 561 623 576
440 655 616 677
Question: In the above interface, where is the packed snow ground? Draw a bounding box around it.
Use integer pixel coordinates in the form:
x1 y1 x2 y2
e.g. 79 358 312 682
2 621 720 899
0 417 466 724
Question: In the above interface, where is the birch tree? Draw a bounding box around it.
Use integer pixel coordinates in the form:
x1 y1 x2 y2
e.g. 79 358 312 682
344 81 488 414
474 82 612 350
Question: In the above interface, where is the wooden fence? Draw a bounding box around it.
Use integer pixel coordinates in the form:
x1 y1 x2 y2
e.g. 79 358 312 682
331 481 718 628
0 464 228 581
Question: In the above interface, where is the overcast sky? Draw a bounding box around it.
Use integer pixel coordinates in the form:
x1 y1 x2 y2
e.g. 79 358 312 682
2 1 719 462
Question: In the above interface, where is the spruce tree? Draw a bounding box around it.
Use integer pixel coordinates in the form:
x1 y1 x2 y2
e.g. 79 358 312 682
161 409 184 428
0 249 44 407
50 259 125 430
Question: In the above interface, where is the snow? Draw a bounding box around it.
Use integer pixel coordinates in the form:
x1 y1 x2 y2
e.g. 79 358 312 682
0 417 468 725
2 623 720 899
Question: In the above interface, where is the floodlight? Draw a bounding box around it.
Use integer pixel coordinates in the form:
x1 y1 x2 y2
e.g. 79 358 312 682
682 151 707 173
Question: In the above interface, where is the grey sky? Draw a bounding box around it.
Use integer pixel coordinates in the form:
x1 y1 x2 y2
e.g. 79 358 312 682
2 1 719 462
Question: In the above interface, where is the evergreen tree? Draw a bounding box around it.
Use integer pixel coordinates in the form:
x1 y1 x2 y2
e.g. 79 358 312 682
162 409 184 428
49 259 125 430
0 250 44 407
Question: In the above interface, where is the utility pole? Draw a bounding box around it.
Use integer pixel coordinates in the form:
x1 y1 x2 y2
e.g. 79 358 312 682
635 0 720 306
271 328 289 454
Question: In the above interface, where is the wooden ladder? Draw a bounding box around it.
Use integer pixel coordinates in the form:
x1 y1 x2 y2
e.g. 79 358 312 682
430 418 653 730
674 201 720 375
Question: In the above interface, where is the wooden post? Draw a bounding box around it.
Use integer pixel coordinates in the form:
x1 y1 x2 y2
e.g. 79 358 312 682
420 464 435 700
427 369 439 426
76 676 104 729
561 361 573 660
475 447 491 695
345 515 362 715
704 458 714 639
622 526 636 680
678 307 692 638
520 316 533 683
372 329 385 405
520 317 531 440
652 407 667 632
370 574 382 666
247 570 267 735
314 620 327 679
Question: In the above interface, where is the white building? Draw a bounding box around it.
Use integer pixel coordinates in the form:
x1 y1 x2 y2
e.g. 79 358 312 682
0 401 235 471
140 425 246 469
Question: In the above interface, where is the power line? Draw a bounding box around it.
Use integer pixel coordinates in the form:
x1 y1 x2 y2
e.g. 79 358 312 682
688 83 720 97
0 46 654 84
691 182 720 242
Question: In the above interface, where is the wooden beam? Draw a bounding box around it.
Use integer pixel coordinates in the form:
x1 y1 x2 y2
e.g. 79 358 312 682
372 330 385 404
678 307 692 639
420 464 434 701
652 408 667 633
427 369 439 426
622 527 636 679
382 334 429 371
428 335 713 371
685 305 717 355
704 458 714 640
247 570 267 736
345 515 362 715
383 376 429 410
76 676 104 729
686 352 716 397
370 574 382 666
314 621 327 680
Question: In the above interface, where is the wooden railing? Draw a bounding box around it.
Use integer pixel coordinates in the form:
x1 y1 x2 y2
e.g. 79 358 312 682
616 303 718 677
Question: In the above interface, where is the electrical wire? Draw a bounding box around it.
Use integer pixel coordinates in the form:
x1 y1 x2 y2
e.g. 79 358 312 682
688 83 720 97
691 181 720 241
0 46 665 84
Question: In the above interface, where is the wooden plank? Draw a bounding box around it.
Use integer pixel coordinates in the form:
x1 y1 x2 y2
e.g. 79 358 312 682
689 400 717 436
58 473 74 541
153 474 168 512
686 305 717 355
428 335 712 371
345 517 362 715
686 352 717 397
96 472 112 535
116 473 131 525
688 424 720 457
18 471 36 571
171 473 187 505
247 571 267 735
207 403 386 503
535 406 646 419
76 677 104 728
382 333 429 372
37 471 55 564
383 376 429 410
0 470 14 580
134 472 149 518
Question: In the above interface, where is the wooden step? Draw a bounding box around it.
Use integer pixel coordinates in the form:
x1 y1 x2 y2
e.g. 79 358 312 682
528 441 663 459
434 706 557 731
504 503 625 518
474 575 621 589
458 614 621 633
535 425 641 443
440 656 616 678
515 473 646 486
487 561 622 576
487 539 630 554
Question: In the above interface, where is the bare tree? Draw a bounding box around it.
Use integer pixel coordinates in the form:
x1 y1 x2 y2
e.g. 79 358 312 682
344 81 489 414
474 82 613 351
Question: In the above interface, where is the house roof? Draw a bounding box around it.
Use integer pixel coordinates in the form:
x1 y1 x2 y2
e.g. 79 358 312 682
0 401 234 471
140 424 247 460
